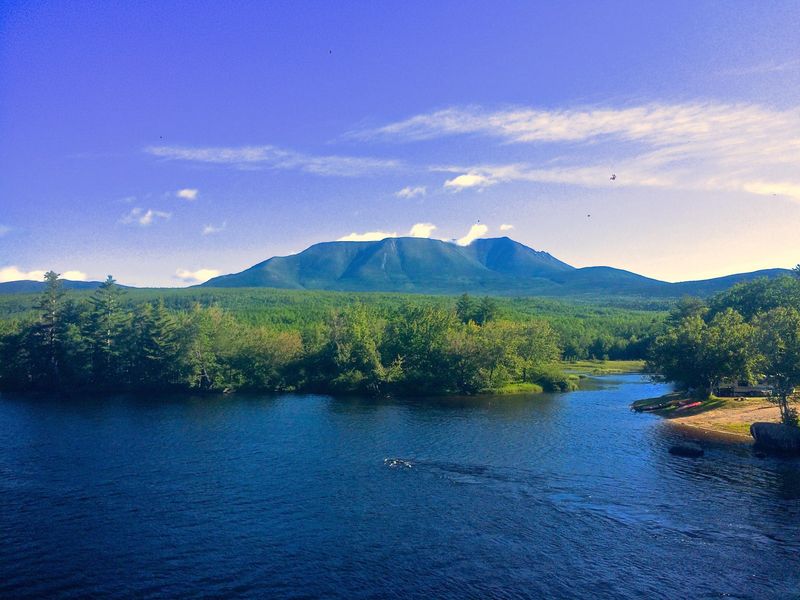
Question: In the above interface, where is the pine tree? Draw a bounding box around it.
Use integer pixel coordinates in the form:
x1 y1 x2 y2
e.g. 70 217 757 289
32 271 65 387
475 296 498 325
455 293 476 324
87 275 128 385
134 301 181 387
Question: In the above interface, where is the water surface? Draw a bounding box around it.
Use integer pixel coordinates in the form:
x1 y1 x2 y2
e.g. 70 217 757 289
1 375 798 599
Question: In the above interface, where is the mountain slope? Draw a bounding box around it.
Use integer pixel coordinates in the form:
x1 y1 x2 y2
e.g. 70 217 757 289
200 236 793 297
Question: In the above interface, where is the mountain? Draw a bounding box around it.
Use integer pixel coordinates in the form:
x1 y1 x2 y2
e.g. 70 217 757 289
203 237 574 293
200 236 794 297
0 279 108 294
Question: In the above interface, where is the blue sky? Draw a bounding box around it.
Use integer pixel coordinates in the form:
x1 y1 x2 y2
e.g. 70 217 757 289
1 1 799 286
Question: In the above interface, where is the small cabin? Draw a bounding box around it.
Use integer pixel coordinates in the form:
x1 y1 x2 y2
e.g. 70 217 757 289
716 379 773 397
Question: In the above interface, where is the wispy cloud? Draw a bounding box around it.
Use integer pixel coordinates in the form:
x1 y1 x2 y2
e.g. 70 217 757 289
121 207 171 226
455 224 489 246
0 266 88 283
358 102 800 201
395 185 426 199
175 268 220 283
721 59 800 76
147 144 401 177
202 221 226 235
176 188 198 200
499 224 514 231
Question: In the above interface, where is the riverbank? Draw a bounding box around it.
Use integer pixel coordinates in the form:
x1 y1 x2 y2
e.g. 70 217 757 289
562 359 645 376
633 393 780 442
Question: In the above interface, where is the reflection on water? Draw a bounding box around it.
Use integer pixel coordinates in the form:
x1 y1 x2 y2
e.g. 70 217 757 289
1 375 798 599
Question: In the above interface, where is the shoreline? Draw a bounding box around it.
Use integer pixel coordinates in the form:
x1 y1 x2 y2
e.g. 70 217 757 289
666 421 754 445
0 360 646 400
633 393 782 445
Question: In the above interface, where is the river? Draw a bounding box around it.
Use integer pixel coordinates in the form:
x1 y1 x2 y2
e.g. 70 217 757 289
1 375 798 599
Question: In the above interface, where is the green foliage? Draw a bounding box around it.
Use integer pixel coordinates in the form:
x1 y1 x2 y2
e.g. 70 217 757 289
528 364 578 392
0 273 671 396
754 307 800 426
455 293 475 324
649 310 759 397
650 277 800 423
708 276 800 320
85 276 129 384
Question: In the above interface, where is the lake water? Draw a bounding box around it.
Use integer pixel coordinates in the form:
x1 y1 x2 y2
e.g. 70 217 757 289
1 375 799 599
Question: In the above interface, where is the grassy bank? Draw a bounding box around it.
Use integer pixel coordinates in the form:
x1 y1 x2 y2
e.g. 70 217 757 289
491 382 546 395
562 359 645 376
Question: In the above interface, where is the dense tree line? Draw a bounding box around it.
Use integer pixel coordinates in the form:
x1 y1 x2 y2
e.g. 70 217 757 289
0 274 572 396
648 276 800 426
0 285 664 362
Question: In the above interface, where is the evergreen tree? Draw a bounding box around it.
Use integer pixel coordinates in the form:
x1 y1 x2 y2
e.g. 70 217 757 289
134 301 182 387
455 293 476 324
32 271 66 387
87 275 128 385
475 296 498 325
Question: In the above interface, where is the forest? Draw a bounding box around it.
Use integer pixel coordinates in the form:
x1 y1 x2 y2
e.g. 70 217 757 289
0 272 664 396
647 274 800 426
4 271 799 404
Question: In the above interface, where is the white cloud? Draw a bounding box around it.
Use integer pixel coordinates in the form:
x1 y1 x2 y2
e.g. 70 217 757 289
499 224 514 231
338 222 439 242
61 270 88 281
338 230 397 242
0 225 10 237
202 221 226 235
121 207 171 226
456 224 489 246
175 268 220 283
0 267 87 283
360 102 800 202
443 173 496 191
395 185 426 199
147 144 401 177
176 188 198 200
0 266 47 283
408 222 437 238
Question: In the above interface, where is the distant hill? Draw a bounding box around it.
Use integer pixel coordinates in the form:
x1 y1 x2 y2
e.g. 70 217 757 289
0 280 107 294
200 236 794 297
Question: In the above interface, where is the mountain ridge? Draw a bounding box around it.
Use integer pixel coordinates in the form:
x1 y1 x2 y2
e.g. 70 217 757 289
199 236 793 297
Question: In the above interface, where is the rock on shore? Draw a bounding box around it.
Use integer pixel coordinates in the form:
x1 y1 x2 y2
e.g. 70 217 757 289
750 422 800 454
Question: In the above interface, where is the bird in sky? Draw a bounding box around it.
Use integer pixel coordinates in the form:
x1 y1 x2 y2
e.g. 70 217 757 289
610 174 617 181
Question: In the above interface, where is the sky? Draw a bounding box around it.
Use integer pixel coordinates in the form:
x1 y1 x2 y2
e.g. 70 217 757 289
1 0 799 287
